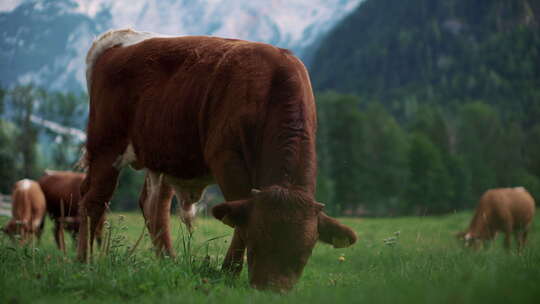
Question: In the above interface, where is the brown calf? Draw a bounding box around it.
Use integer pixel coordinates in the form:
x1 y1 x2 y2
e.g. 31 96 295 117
2 179 46 244
78 28 357 291
38 170 104 250
458 187 536 251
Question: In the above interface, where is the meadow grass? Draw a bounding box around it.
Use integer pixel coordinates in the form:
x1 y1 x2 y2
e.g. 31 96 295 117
1 211 539 303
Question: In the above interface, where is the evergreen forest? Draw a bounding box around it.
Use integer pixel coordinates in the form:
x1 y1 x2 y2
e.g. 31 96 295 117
310 0 540 215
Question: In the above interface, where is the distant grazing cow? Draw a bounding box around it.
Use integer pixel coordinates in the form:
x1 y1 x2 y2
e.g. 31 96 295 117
78 28 357 290
38 170 104 250
2 179 46 244
458 187 536 251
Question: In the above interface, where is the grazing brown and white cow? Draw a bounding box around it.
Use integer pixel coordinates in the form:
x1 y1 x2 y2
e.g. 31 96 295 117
458 187 536 251
78 28 357 290
2 179 46 244
38 170 105 250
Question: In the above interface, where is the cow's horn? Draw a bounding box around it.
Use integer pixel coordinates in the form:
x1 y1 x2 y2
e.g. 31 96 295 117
251 189 261 195
314 202 325 210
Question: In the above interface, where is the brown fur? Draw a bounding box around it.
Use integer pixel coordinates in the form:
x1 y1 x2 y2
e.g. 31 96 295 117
2 179 46 244
79 32 357 290
459 187 536 251
38 170 104 250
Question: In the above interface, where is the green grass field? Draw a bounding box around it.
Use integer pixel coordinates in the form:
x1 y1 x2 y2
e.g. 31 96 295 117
1 211 539 303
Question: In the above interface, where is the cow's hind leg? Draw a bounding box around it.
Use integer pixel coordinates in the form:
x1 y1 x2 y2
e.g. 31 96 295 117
69 229 79 248
522 229 530 248
139 171 175 257
77 151 121 262
515 229 529 253
503 230 512 251
53 222 65 251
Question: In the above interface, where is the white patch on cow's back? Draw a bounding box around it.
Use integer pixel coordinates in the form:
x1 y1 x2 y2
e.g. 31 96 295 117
86 28 171 88
19 179 32 190
513 186 525 192
113 143 137 169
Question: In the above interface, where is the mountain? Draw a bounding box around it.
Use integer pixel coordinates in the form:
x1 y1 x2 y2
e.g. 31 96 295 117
0 0 362 92
309 0 540 124
0 0 109 92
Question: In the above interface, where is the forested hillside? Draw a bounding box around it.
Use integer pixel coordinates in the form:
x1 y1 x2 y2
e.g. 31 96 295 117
311 0 540 121
0 86 144 210
311 0 540 215
0 0 361 92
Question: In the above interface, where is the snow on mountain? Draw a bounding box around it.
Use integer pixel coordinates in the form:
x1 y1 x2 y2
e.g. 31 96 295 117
1 0 362 92
0 0 111 92
0 0 23 12
73 0 361 51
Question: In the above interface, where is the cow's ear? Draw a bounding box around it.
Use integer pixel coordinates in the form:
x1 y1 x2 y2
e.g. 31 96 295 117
212 199 251 228
317 212 357 248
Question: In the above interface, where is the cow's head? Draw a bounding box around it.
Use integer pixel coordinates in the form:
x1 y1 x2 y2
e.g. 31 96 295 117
456 231 481 249
212 186 357 291
2 220 27 244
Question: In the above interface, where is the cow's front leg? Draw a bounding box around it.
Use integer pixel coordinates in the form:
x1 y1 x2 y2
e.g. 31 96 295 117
222 228 245 275
517 229 529 253
77 151 121 262
207 149 252 276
